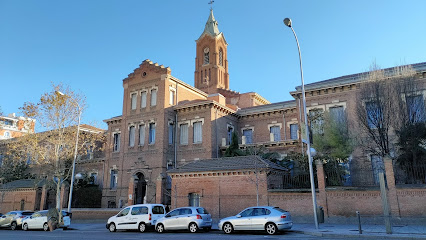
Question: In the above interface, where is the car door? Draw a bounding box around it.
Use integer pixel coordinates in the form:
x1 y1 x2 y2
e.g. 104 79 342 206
151 205 165 225
114 207 131 230
250 208 269 230
129 206 147 229
162 209 180 230
26 212 40 229
232 208 254 230
176 208 192 229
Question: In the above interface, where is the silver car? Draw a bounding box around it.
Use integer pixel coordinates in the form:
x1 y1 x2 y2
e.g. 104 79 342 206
218 206 293 235
0 211 34 230
155 207 212 233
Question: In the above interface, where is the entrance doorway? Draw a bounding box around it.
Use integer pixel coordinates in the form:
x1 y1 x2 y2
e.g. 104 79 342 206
134 172 147 204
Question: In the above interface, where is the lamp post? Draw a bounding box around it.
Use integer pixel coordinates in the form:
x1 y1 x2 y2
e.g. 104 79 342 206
283 18 319 229
56 91 81 213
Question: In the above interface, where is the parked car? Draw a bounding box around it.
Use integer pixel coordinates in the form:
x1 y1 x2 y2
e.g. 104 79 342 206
106 204 165 233
22 210 71 231
218 206 293 235
0 211 34 230
155 207 212 233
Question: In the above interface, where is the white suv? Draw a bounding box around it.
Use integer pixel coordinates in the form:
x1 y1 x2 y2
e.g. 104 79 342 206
106 204 165 233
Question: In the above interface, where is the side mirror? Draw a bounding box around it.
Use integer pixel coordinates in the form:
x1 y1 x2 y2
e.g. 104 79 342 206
236 214 242 218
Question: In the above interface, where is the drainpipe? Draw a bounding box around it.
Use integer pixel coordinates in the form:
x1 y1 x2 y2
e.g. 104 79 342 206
174 82 178 168
215 107 218 158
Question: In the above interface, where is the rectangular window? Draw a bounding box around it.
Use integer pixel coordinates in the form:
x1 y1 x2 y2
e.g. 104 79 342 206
406 95 425 123
141 91 147 108
309 109 324 134
168 123 174 145
113 133 120 152
131 93 137 110
180 123 188 145
149 123 155 144
193 122 202 143
329 106 345 123
243 129 253 144
129 126 135 147
290 124 298 140
227 126 234 145
110 170 118 189
139 125 145 145
151 89 157 106
169 89 175 105
270 126 281 141
366 101 382 129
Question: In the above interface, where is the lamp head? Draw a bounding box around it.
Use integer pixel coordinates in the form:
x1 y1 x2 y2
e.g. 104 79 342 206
283 18 292 27
55 90 65 96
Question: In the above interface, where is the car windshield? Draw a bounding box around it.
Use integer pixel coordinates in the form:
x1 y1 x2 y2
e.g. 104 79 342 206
196 208 209 214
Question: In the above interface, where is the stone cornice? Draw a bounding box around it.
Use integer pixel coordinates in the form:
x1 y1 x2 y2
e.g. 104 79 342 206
169 169 267 178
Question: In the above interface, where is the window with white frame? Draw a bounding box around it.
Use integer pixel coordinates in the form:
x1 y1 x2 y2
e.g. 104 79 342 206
309 108 324 134
270 126 281 141
180 123 188 145
129 126 135 147
113 133 120 152
290 124 298 140
110 170 118 189
139 124 145 145
150 89 157 106
141 91 147 108
149 123 155 144
169 89 175 105
131 93 137 110
193 121 202 143
243 129 253 144
406 95 425 123
168 122 174 145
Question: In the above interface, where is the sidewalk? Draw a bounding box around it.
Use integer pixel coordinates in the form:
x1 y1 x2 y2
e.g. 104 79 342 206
290 223 426 239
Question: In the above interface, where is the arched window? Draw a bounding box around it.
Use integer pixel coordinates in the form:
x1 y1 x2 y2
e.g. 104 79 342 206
203 47 209 64
219 48 223 66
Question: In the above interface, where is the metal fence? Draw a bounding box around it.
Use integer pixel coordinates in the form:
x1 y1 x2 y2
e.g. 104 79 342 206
394 164 426 185
324 161 380 187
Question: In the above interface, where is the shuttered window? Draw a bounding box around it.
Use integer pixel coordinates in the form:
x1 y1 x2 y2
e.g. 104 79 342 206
149 123 155 144
243 129 253 144
139 125 145 146
270 126 281 141
151 89 157 106
129 126 135 147
131 93 137 110
141 91 147 108
193 122 202 143
180 123 188 145
290 124 298 140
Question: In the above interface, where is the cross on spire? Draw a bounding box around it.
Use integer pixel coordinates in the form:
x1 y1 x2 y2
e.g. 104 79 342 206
208 0 214 10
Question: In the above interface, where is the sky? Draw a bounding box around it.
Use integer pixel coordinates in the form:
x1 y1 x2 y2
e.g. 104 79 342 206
1 0 425 130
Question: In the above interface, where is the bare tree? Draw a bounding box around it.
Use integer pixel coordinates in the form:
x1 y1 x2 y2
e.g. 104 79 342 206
355 63 418 157
17 83 103 209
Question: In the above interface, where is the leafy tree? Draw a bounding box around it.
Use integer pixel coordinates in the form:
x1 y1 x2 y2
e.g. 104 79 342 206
224 131 243 157
0 158 32 183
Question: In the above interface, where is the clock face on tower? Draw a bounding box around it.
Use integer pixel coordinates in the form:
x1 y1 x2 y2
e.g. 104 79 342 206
204 47 209 53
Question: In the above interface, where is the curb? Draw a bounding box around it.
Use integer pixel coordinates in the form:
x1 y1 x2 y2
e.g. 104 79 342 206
293 230 426 239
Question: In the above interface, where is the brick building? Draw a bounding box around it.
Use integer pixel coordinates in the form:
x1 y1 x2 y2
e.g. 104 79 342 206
0 113 35 140
101 8 426 220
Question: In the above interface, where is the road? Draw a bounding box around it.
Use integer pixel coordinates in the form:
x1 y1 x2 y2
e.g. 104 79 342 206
0 223 364 240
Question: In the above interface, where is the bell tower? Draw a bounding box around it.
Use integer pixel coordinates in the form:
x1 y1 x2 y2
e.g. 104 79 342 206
194 9 229 94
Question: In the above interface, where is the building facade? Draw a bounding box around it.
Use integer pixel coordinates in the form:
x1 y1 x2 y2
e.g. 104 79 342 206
101 9 426 211
0 113 35 140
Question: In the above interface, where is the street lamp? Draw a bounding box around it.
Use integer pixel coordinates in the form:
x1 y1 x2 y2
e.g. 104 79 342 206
56 90 81 213
283 18 319 229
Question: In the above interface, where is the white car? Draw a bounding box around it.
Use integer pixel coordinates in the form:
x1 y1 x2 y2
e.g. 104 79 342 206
22 210 71 231
155 207 212 233
106 204 165 233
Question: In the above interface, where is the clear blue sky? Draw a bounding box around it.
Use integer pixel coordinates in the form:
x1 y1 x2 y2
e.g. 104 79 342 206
1 0 425 130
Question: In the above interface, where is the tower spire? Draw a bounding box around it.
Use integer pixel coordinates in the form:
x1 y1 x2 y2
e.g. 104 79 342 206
208 0 214 10
201 8 220 37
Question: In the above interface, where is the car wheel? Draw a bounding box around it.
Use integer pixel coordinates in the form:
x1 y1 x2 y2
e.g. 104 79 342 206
156 223 164 233
223 222 233 234
188 222 198 233
204 227 211 232
22 223 29 231
265 223 277 235
138 223 146 233
108 223 116 232
43 223 49 231
10 222 17 230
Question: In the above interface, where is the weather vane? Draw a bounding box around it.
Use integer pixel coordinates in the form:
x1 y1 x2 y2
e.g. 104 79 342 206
208 0 214 10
